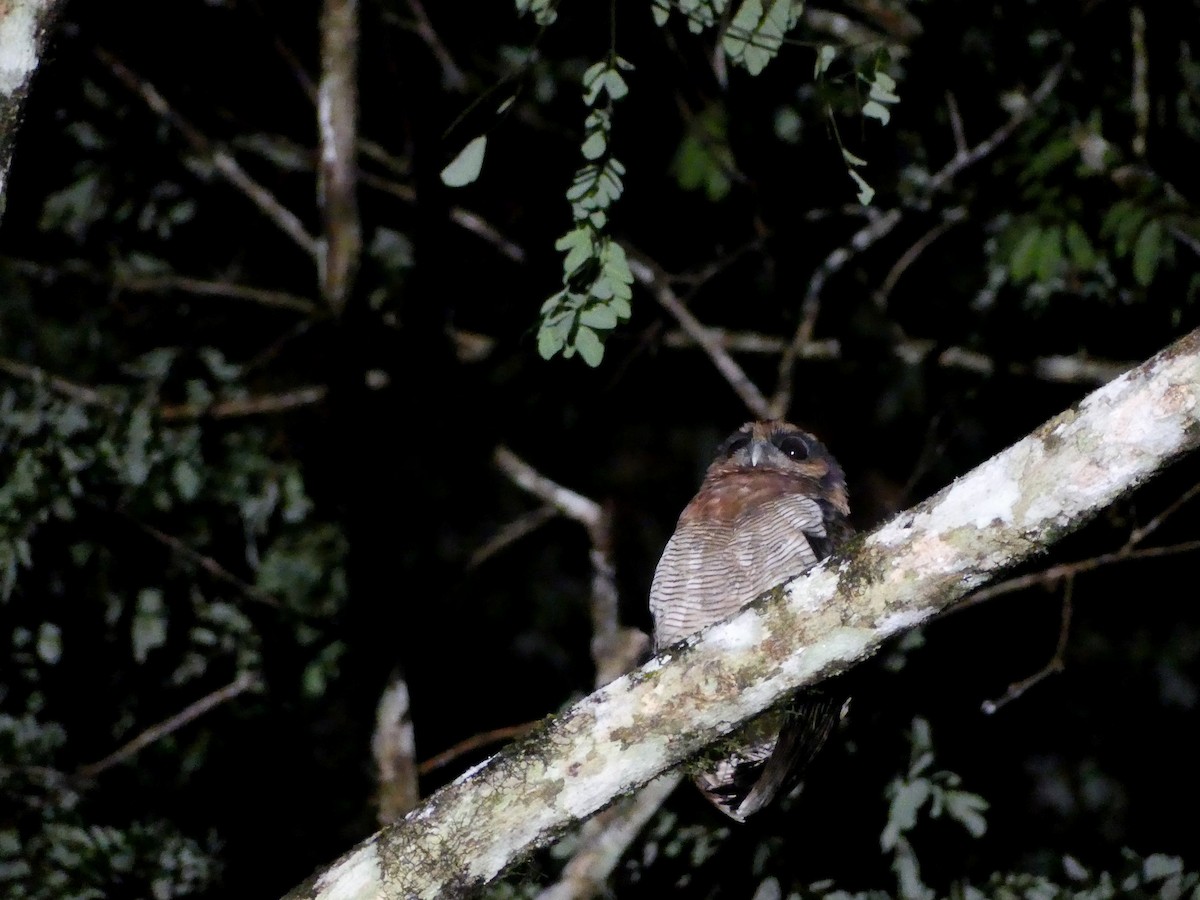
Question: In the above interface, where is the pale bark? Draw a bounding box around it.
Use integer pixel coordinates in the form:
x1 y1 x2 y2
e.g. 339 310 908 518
0 0 65 219
284 328 1200 900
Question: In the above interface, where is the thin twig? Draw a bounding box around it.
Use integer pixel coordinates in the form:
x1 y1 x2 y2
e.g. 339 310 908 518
770 209 901 418
873 208 966 310
126 517 282 609
159 385 328 421
97 48 319 259
1126 481 1200 548
359 171 527 263
118 274 318 315
493 446 644 686
494 447 601 527
981 576 1073 714
417 721 539 776
927 57 1068 194
404 0 467 91
1130 7 1148 158
0 357 113 408
952 539 1200 613
945 90 967 156
628 256 772 420
468 505 558 570
76 671 259 780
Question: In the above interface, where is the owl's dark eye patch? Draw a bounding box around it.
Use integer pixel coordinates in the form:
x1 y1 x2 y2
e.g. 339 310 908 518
774 434 810 460
722 435 752 457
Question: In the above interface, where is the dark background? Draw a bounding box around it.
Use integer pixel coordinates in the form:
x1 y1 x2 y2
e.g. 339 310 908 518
1 0 1199 896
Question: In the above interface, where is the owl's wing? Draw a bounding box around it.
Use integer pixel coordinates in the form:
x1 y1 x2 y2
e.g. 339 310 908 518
649 493 829 650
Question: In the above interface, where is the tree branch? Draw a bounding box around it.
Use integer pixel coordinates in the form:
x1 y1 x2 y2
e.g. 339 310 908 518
75 671 259 780
629 256 772 420
0 0 66 220
317 0 361 314
97 48 319 259
283 329 1200 899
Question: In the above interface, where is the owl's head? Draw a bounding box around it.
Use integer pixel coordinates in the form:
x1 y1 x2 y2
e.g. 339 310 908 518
707 419 848 511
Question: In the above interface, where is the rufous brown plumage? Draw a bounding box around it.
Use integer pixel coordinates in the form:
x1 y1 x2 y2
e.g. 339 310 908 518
649 420 852 821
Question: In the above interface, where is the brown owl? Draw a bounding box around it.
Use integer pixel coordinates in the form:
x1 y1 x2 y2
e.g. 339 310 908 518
649 420 852 821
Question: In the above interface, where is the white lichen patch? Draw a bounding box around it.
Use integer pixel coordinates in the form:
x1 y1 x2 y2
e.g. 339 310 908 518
876 607 931 637
314 840 381 900
933 457 1020 530
783 567 840 613
703 607 768 654
0 4 39 96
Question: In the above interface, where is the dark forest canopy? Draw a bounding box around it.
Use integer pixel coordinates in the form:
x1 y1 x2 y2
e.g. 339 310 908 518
1 1 1199 897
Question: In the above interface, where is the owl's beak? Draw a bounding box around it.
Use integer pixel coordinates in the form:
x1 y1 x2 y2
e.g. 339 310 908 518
748 439 771 467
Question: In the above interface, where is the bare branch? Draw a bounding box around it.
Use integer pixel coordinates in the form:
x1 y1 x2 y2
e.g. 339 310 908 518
317 0 362 315
0 356 113 408
359 171 527 263
159 385 328 421
771 209 902 418
286 329 1200 900
417 721 539 776
1130 7 1148 158
494 446 602 528
945 91 967 156
981 576 1074 714
873 208 966 310
629 256 772 420
493 446 645 688
952 539 1200 613
118 274 319 315
125 517 282 609
927 57 1068 194
373 673 420 825
97 48 319 259
468 506 557 570
535 774 682 900
661 330 1131 387
403 0 467 91
76 671 259 780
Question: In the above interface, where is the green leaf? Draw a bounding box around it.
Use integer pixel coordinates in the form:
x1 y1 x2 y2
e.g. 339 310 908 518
842 148 868 167
863 100 891 125
604 69 629 102
1132 219 1164 286
440 135 488 187
581 130 607 160
724 0 792 76
944 790 989 838
172 460 202 502
573 325 605 366
556 227 593 277
1009 224 1043 282
1034 225 1064 282
815 44 836 77
36 622 62 665
1065 221 1097 269
133 587 168 663
882 779 931 851
580 305 618 329
848 169 875 205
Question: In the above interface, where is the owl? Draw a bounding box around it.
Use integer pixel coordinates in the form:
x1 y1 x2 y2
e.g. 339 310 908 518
649 419 852 821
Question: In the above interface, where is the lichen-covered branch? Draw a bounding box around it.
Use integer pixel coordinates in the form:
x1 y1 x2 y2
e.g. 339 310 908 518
0 0 65 220
284 328 1200 900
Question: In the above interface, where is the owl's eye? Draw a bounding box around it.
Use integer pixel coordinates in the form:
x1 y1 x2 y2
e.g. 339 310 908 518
776 434 809 460
723 435 751 457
